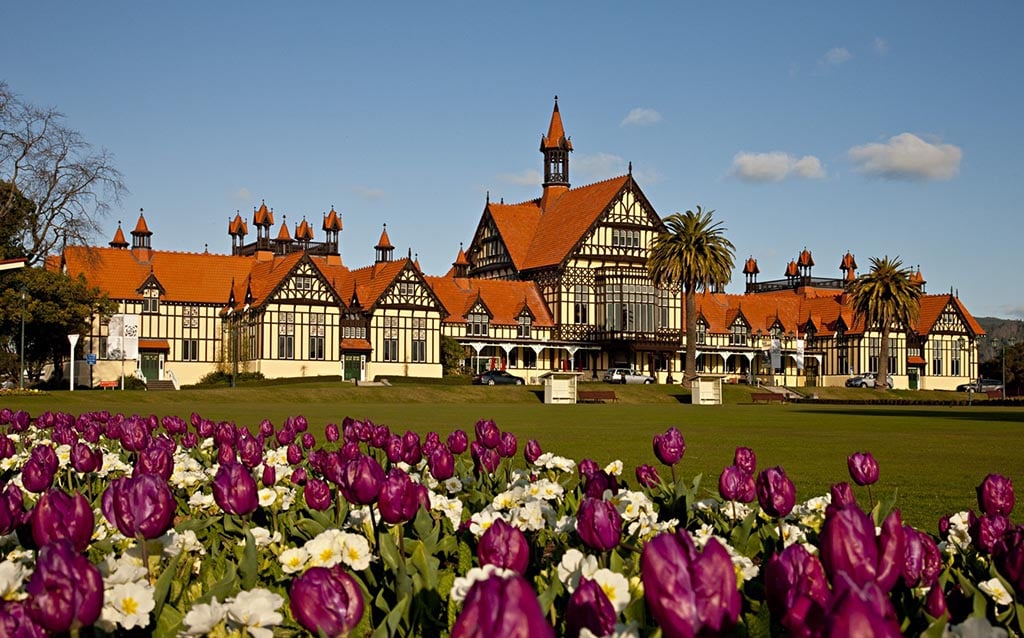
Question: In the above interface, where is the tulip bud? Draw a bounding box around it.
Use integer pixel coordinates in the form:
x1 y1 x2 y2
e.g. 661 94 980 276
26 541 103 633
70 443 101 474
819 505 878 587
924 582 947 618
641 530 698 638
385 436 404 464
21 458 55 494
692 538 742 634
338 455 385 506
102 473 176 539
577 458 599 480
287 443 303 465
524 439 543 464
401 431 422 465
847 452 879 487
765 543 830 636
498 431 518 458
635 464 661 489
977 473 1015 517
181 431 198 449
428 446 455 481
378 468 429 525
325 423 340 442
261 463 276 487
733 446 756 475
565 577 617 638
30 490 95 553
477 518 530 574
135 445 174 480
474 419 501 449
304 478 332 511
290 565 364 637
901 526 925 588
212 463 259 516
447 430 468 455
756 466 796 518
718 465 750 502
830 482 857 510
576 497 621 552
875 510 905 592
653 427 685 466
236 433 264 469
452 574 554 638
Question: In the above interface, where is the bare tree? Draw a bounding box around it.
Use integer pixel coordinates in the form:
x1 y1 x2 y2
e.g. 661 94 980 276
0 81 126 264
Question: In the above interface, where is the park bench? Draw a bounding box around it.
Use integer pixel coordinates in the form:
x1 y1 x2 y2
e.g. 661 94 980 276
751 392 786 404
985 390 1003 399
578 390 618 403
99 380 118 390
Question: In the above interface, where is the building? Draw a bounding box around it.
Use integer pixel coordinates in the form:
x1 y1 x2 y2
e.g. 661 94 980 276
52 100 984 390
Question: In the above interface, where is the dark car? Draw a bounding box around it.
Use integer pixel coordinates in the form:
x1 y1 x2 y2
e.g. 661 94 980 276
472 370 525 386
956 379 1003 393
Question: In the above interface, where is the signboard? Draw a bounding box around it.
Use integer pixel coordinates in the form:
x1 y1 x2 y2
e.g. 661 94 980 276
795 339 805 371
770 338 781 371
86 353 97 366
106 314 139 360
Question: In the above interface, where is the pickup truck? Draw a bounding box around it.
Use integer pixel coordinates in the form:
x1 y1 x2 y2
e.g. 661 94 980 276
602 368 656 384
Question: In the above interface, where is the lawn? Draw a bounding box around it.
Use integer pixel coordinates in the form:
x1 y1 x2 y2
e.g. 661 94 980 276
2 379 1021 529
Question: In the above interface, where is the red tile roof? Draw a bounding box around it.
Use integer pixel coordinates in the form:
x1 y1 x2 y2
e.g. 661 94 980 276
295 219 314 241
426 275 554 327
138 339 169 350
275 220 292 242
132 213 151 236
376 226 394 250
323 208 342 232
109 225 128 248
229 214 248 236
254 201 273 226
541 99 573 151
340 338 372 351
742 257 759 275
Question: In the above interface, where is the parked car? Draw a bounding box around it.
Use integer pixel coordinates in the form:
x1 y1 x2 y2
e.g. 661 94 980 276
845 373 893 389
602 368 655 384
472 370 524 386
956 379 1003 393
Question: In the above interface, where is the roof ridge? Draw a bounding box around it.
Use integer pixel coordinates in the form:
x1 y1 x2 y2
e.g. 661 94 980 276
497 174 629 208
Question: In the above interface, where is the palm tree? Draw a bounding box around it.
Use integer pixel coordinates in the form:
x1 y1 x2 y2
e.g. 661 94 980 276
847 256 922 390
647 207 735 386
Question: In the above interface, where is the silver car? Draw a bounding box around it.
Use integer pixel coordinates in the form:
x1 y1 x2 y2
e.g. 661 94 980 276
845 373 893 389
602 368 655 384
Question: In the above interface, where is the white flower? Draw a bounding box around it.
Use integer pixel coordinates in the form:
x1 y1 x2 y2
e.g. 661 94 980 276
692 524 715 548
55 444 71 468
582 621 641 638
161 529 205 557
604 460 623 476
511 499 551 532
557 549 599 593
978 578 1013 607
181 598 228 636
443 477 464 494
304 529 345 568
279 547 309 574
613 490 653 522
429 491 463 529
468 508 503 537
493 486 525 511
942 616 1010 638
0 560 29 600
257 488 277 508
340 533 373 571
100 552 148 585
534 453 575 473
226 589 284 638
102 581 155 630
274 485 296 511
592 568 631 613
449 565 516 605
780 522 807 547
526 478 564 501
244 527 281 548
187 491 216 512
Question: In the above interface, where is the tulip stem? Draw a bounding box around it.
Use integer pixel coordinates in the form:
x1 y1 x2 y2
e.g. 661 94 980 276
138 533 154 585
867 485 875 511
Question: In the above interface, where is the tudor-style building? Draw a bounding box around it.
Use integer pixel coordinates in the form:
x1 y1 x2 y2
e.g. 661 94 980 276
52 99 984 391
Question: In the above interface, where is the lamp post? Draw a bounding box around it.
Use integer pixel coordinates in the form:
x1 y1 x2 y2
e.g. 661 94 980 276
19 287 26 390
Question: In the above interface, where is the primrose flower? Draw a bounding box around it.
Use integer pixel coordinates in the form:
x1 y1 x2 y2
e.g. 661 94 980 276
279 547 309 574
449 564 517 605
592 567 631 613
978 578 1013 607
304 529 345 568
557 548 599 593
468 508 503 537
100 581 155 631
226 588 284 638
0 559 30 600
341 533 373 571
257 488 277 509
181 598 227 636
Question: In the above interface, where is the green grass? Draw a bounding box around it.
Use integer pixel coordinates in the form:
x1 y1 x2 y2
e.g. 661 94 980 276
3 380 1022 529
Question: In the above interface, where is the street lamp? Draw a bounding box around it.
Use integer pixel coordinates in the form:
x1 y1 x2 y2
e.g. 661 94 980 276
19 287 26 390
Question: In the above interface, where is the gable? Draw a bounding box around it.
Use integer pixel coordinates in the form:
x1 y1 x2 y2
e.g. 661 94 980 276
576 185 664 260
264 256 343 308
377 264 445 312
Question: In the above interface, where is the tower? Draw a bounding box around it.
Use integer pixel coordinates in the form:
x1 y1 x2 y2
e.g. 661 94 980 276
540 96 573 210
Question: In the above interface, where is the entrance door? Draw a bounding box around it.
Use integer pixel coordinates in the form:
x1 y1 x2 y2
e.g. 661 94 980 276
908 368 919 390
343 354 362 381
140 353 160 381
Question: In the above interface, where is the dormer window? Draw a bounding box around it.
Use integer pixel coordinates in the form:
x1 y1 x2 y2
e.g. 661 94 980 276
730 320 748 346
517 313 532 339
769 322 783 339
695 319 707 345
468 311 489 337
142 287 160 314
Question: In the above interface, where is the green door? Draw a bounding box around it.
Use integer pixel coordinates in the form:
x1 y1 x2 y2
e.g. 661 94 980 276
343 355 362 381
908 368 919 390
140 353 160 381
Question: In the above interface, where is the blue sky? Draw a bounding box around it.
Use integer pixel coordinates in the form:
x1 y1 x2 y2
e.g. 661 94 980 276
4 2 1022 318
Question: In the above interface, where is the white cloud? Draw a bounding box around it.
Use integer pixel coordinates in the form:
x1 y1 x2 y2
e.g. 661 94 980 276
573 153 627 181
621 108 663 127
848 133 962 181
232 187 251 201
1005 306 1024 320
352 186 386 201
497 169 542 186
821 47 852 66
873 37 889 56
730 152 825 183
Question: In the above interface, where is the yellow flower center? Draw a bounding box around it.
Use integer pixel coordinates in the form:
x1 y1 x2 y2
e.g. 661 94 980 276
122 597 139 615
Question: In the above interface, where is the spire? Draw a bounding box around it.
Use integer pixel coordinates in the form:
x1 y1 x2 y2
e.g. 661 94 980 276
131 208 152 251
540 96 572 207
375 224 394 263
109 221 128 249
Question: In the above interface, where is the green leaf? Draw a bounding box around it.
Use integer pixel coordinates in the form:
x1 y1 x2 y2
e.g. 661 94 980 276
197 562 238 606
239 529 258 590
920 616 949 638
152 603 185 638
379 530 402 571
151 552 183 622
410 541 440 591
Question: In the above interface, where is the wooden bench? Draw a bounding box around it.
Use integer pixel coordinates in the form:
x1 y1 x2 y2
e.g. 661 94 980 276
578 390 618 403
98 380 118 390
751 392 786 404
986 390 1003 399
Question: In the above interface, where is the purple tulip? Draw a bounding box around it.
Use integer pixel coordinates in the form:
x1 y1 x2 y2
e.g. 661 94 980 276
287 443 304 465
576 497 621 552
25 541 103 633
733 446 756 474
0 485 25 535
830 482 857 509
0 600 47 637
565 577 617 638
30 490 95 553
20 459 55 494
304 478 333 511
583 470 619 499
875 510 905 592
847 452 879 487
135 445 174 480
447 430 468 454
102 473 176 539
290 565 364 637
237 434 264 468
477 518 530 574
276 427 295 446
321 451 346 484
470 442 500 476
261 463 276 487
378 468 429 525
765 544 830 637
925 582 947 618
718 465 752 502
325 423 340 443
291 467 308 486
301 432 316 450
498 431 518 458
217 444 237 466
121 419 150 452
920 531 942 587
653 427 686 466
691 538 742 634
973 514 1010 554
385 435 404 464
69 443 100 474
401 431 422 465
371 424 391 448
524 439 543 464
636 464 661 489
901 526 925 588
428 446 455 481
452 574 554 638
338 455 385 506
825 589 901 638
212 463 259 516
577 458 600 480
422 432 442 457
641 530 699 638
994 527 1024 597
819 505 878 587
474 419 501 449
181 431 198 449
756 466 796 518
977 473 1015 517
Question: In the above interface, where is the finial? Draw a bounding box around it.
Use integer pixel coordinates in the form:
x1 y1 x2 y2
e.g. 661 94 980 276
204 243 208 253
139 207 144 215
628 161 632 175
408 247 412 259
500 197 504 204
486 190 489 204
554 95 558 103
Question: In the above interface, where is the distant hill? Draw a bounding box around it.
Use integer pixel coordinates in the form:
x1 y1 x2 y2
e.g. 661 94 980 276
975 317 1024 362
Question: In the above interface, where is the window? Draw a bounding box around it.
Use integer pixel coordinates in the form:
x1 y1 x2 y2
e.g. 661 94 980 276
523 348 537 368
98 336 108 360
183 306 199 328
142 288 160 314
383 316 399 362
602 281 655 332
573 286 589 324
517 314 531 339
869 338 881 374
888 337 898 374
399 282 415 296
612 228 641 248
695 320 707 345
729 322 748 346
412 318 426 363
508 348 518 367
278 312 294 359
696 354 706 373
932 341 942 376
656 288 671 329
468 311 489 337
295 276 313 291
951 341 961 376
309 313 325 360
837 347 848 375
181 339 199 361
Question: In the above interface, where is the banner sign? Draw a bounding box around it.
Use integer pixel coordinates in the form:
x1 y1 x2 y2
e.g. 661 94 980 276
770 338 781 371
795 339 805 371
106 314 139 360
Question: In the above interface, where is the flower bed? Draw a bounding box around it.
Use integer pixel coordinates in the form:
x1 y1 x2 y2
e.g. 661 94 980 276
0 407 1020 637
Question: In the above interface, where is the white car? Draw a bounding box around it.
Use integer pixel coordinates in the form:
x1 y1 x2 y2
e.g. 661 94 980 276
602 368 655 384
845 373 893 389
